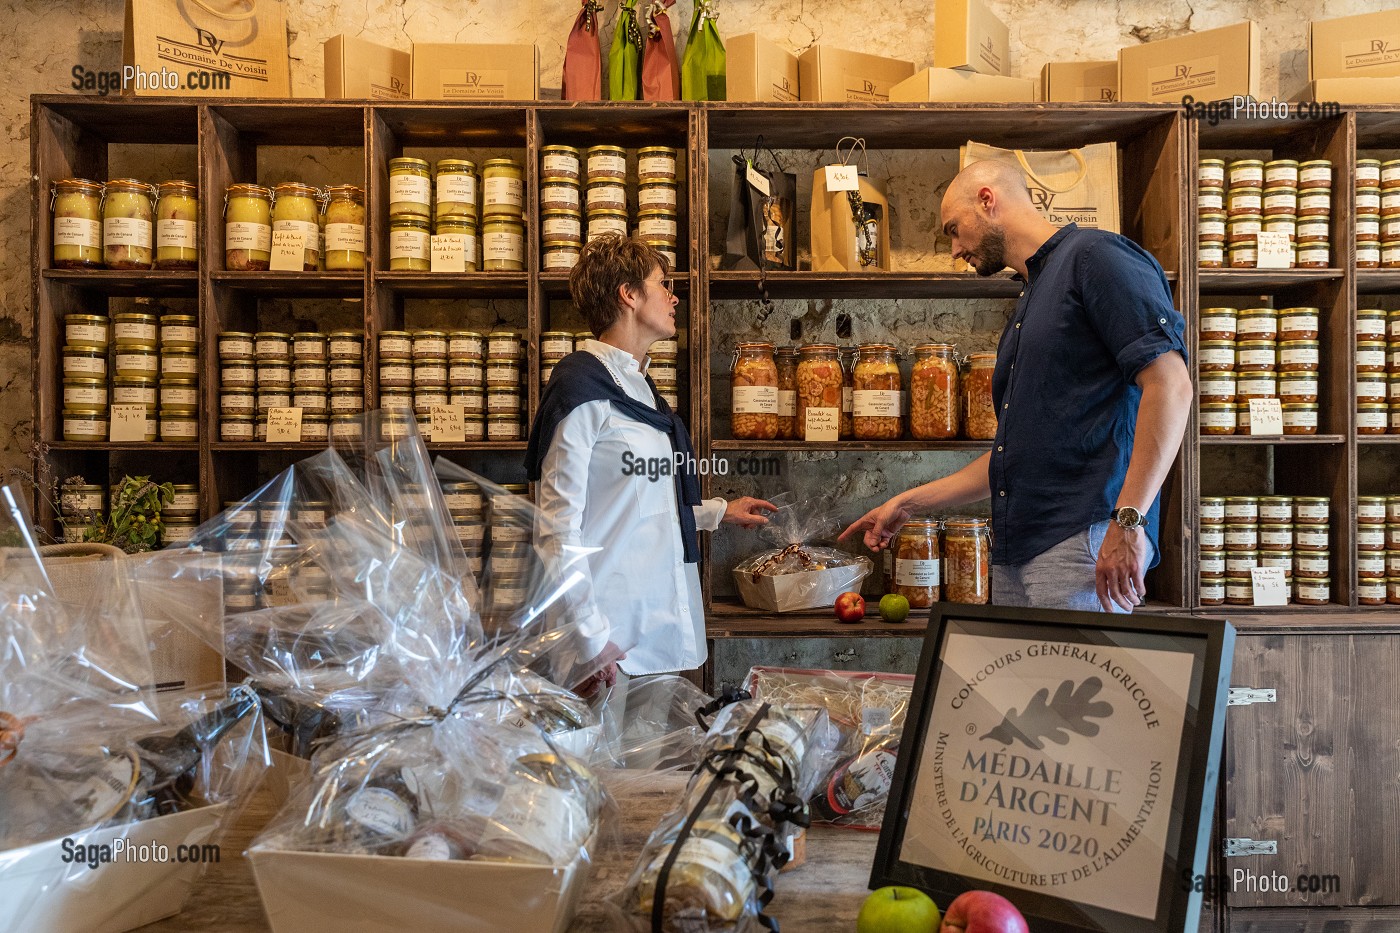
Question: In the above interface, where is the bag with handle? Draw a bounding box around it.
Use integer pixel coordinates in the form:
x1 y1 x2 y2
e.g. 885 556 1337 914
123 0 291 97
681 0 726 101
720 138 797 272
563 0 604 100
960 139 1121 232
641 0 681 101
608 0 644 100
811 137 891 272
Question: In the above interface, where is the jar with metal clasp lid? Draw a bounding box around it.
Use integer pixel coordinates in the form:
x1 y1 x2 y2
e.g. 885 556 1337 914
52 178 104 268
272 182 322 271
944 517 992 604
224 183 273 270
892 518 941 608
102 178 156 270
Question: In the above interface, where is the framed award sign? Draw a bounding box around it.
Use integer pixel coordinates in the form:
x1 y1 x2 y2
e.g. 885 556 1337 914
870 604 1235 933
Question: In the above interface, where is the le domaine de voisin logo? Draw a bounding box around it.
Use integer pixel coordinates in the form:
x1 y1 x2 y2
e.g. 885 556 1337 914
1026 186 1102 229
155 22 272 83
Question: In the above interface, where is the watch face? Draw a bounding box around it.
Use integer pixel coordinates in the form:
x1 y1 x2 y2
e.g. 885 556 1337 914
1117 507 1143 528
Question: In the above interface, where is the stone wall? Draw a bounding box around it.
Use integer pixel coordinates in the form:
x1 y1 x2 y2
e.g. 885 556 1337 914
2 0 1385 503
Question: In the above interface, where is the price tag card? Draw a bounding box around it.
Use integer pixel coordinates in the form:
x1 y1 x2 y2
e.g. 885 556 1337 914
430 235 467 273
109 404 147 442
745 160 771 197
1250 566 1289 606
824 163 860 192
269 230 306 271
1256 231 1292 270
804 407 839 442
267 407 303 443
1248 398 1284 436
430 404 465 443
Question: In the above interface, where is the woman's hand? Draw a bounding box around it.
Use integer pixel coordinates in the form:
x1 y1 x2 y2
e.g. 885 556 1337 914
723 497 779 528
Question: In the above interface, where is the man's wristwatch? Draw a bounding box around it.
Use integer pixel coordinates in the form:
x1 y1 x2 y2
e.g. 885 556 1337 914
1111 506 1146 530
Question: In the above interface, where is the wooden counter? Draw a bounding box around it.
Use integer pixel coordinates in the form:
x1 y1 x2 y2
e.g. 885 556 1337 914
138 771 880 932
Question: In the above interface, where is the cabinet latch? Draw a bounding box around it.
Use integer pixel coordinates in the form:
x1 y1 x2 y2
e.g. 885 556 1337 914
1227 687 1277 707
1224 838 1279 857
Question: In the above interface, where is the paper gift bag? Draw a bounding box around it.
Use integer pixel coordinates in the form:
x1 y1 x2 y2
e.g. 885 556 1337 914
641 0 681 100
562 0 604 100
719 144 797 271
681 0 726 101
608 0 643 100
810 138 891 272
961 139 1121 232
123 0 290 97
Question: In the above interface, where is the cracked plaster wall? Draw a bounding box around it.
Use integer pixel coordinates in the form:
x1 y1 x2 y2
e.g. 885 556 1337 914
0 0 1388 516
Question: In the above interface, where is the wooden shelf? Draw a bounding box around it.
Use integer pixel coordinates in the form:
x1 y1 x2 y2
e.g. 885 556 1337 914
1199 434 1347 445
374 271 528 297
45 441 200 452
706 598 930 638
708 270 1025 299
1358 435 1400 444
211 442 334 452
41 269 198 296
210 271 363 297
1356 270 1400 294
709 439 992 452
540 272 691 298
1197 268 1344 293
426 442 529 452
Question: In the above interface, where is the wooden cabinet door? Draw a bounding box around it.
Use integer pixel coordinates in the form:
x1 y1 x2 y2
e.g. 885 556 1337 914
1225 633 1400 909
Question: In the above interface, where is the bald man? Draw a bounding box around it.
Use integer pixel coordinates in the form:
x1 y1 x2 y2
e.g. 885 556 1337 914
841 161 1192 613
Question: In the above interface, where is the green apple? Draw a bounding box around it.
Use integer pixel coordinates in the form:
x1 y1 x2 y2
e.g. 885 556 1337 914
857 886 940 933
879 593 911 624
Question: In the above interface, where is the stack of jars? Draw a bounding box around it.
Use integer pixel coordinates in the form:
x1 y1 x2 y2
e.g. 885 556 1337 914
635 147 680 270
57 482 104 543
485 486 533 625
1198 158 1331 269
286 332 331 441
156 311 199 442
379 330 444 435
585 145 630 249
540 146 584 271
51 178 200 272
1354 158 1400 269
219 329 360 441
485 330 526 441
446 329 486 435
111 310 159 440
481 159 525 272
1199 495 1331 606
160 482 201 545
1356 496 1400 605
539 331 575 390
1356 309 1400 435
884 515 992 607
224 182 367 272
441 479 486 576
1198 306 1321 436
61 312 113 441
650 336 680 411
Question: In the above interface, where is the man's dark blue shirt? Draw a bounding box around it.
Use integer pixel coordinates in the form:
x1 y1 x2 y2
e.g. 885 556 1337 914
988 223 1187 567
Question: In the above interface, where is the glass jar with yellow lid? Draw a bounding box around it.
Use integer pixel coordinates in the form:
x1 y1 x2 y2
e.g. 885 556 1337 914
1198 307 1237 341
434 160 478 220
586 146 627 183
272 182 322 271
113 311 159 348
102 178 156 270
587 209 629 241
323 185 366 271
52 178 104 268
64 313 109 350
436 216 479 271
154 180 199 270
388 157 431 219
540 146 581 183
224 183 273 270
389 217 431 271
541 209 583 246
160 314 197 350
481 159 524 219
637 147 678 183
482 217 524 271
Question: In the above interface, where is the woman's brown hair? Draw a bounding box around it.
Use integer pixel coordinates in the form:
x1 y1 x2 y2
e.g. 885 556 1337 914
568 234 671 336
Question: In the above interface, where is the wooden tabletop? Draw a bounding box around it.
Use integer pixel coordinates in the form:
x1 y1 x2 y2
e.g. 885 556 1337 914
138 771 881 932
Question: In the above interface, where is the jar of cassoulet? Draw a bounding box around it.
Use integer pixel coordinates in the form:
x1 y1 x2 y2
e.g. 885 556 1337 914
852 344 903 440
731 342 779 440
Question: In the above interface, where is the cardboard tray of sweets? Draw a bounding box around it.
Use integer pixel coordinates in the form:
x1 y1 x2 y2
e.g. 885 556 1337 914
0 803 227 933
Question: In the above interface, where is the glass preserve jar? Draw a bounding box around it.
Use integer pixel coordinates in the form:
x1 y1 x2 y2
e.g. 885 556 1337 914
154 180 199 270
909 343 959 440
944 517 991 604
434 160 478 220
774 345 798 440
225 183 273 270
852 344 902 440
730 343 779 440
52 178 104 268
103 178 156 270
963 353 997 440
323 185 367 271
388 157 431 220
272 182 322 271
796 345 843 442
838 347 855 439
892 518 941 608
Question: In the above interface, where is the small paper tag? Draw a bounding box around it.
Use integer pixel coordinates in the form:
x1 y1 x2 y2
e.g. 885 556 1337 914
862 707 893 735
267 407 303 443
804 407 839 442
269 230 306 271
824 164 860 192
109 405 147 442
430 404 465 443
746 161 771 197
1248 398 1284 436
1250 566 1288 607
1256 231 1292 270
430 235 467 273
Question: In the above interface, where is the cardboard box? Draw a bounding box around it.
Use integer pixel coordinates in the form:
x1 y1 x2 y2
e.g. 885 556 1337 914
0 805 227 933
1041 61 1119 102
934 0 1011 76
1310 9 1400 81
890 67 1035 102
734 561 872 612
263 747 313 811
250 835 595 933
411 43 539 100
1118 22 1260 104
1302 77 1400 104
324 34 410 100
726 33 799 102
796 46 915 102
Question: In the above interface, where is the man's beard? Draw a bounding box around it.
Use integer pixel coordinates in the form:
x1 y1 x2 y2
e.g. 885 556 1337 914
972 227 1007 276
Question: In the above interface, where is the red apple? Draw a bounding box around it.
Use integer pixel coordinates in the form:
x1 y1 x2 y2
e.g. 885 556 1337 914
834 591 866 623
939 891 1029 933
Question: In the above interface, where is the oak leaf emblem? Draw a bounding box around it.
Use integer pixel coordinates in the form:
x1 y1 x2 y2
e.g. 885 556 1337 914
980 677 1114 749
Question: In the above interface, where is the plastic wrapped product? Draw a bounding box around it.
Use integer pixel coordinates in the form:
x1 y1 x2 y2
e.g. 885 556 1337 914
731 495 871 612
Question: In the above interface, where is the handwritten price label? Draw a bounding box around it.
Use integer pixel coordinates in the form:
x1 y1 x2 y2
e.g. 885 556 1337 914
1255 231 1292 270
804 407 840 442
1250 566 1288 606
746 161 771 197
269 230 306 271
430 235 467 273
430 404 465 443
109 404 148 442
1248 398 1284 436
824 164 860 192
267 407 303 443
